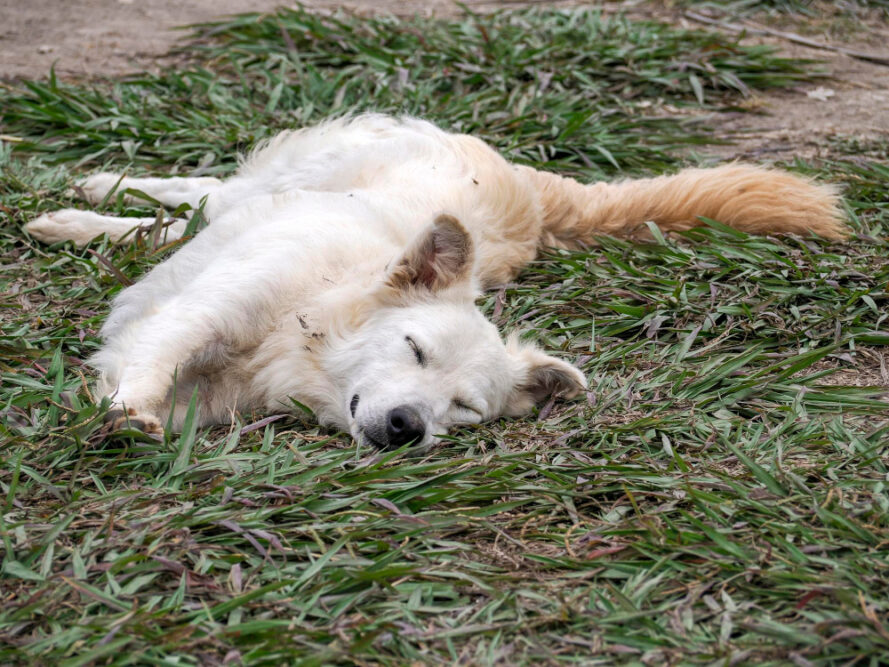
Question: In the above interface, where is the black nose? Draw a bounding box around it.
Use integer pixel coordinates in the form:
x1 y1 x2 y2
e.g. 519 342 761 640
386 405 426 447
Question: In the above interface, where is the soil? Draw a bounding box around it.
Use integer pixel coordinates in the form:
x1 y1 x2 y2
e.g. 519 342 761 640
675 7 889 161
693 42 889 161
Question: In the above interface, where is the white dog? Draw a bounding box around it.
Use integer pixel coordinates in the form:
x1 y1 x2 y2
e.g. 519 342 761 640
25 115 846 448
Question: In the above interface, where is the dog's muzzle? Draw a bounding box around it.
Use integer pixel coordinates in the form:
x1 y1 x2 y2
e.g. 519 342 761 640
384 405 426 448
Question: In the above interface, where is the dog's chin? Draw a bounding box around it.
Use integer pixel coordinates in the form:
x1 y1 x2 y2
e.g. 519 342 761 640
350 423 440 451
349 421 387 449
360 430 389 449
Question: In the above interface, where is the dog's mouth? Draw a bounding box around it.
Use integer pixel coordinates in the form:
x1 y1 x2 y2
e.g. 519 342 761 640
359 430 388 449
349 394 386 448
350 393 359 417
356 425 444 450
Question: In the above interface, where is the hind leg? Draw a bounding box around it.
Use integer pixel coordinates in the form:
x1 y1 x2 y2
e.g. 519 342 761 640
78 173 223 209
25 209 187 246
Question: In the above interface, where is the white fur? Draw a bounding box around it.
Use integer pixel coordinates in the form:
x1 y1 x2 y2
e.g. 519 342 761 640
26 115 587 447
24 209 186 245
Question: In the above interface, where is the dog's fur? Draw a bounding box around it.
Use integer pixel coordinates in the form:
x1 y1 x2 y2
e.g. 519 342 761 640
25 115 847 448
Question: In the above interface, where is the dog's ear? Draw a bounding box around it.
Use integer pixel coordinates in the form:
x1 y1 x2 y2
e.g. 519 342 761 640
504 336 587 415
385 214 474 295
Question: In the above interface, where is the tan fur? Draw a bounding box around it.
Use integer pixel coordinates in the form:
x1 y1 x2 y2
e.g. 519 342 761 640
503 333 587 416
385 214 475 296
519 163 847 250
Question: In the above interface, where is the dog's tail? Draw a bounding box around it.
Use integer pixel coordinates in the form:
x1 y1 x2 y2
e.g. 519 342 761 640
521 164 847 248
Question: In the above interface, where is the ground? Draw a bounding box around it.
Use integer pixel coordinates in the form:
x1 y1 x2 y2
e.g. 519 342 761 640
1 2 888 665
2 0 888 161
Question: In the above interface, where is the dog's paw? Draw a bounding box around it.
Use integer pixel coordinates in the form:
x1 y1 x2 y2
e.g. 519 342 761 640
106 407 164 439
75 173 129 206
25 210 101 245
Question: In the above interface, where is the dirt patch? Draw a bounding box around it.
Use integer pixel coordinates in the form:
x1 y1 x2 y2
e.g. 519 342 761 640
698 45 889 161
673 8 889 161
1 0 282 80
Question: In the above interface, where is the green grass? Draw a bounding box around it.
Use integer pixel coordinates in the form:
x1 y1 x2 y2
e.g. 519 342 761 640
0 6 817 176
2 6 889 665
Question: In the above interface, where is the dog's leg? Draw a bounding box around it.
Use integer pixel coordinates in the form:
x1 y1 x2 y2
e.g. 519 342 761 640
101 254 278 431
104 406 166 437
25 209 187 246
104 300 220 431
77 173 222 209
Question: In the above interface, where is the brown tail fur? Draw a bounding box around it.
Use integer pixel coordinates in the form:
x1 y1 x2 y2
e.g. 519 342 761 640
520 164 847 249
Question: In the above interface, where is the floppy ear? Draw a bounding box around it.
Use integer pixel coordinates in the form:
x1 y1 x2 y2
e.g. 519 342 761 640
384 214 474 295
505 337 587 416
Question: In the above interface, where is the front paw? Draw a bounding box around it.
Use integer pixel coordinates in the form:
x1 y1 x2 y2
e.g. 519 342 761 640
106 407 164 439
25 210 96 245
76 172 127 205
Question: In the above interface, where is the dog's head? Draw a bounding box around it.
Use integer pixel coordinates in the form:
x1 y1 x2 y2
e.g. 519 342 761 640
327 214 587 449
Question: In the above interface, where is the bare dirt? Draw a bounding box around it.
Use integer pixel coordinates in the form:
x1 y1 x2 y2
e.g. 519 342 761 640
692 41 889 161
675 7 889 161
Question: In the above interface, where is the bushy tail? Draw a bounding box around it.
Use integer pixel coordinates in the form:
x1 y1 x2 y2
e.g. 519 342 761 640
521 164 847 248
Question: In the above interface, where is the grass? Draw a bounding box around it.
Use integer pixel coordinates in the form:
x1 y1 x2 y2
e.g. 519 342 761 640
2 5 889 665
0 6 817 175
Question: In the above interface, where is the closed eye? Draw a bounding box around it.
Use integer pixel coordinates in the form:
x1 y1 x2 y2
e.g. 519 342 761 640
452 399 482 418
405 336 426 367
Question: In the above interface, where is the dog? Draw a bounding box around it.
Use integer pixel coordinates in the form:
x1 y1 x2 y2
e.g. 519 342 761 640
24 115 846 449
